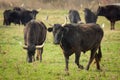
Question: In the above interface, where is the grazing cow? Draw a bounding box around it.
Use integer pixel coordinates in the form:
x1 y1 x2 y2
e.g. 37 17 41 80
68 9 82 23
48 23 104 71
24 20 47 62
97 4 120 30
3 10 11 25
3 9 21 25
20 9 38 25
3 7 39 26
84 8 98 23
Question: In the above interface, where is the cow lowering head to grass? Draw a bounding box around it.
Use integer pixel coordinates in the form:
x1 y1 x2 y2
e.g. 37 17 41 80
48 23 104 71
23 20 47 62
3 7 39 26
97 4 120 30
19 9 39 26
3 9 21 25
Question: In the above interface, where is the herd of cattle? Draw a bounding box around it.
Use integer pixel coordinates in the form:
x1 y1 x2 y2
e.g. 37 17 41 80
3 4 120 71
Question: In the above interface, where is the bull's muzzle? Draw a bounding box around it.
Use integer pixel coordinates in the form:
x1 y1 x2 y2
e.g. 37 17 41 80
23 43 44 49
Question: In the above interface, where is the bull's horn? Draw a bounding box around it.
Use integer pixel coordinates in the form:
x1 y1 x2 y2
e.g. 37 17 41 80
21 3 24 7
78 21 84 24
23 43 44 49
96 0 101 6
45 16 53 26
47 23 53 26
62 16 67 26
9 2 13 7
23 45 28 49
35 43 44 49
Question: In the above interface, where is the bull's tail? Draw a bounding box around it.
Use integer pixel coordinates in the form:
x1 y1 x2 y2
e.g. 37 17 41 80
97 46 102 62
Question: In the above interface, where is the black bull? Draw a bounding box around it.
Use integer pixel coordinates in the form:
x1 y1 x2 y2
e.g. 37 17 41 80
48 23 104 71
84 8 98 23
97 4 120 30
68 9 81 23
24 20 47 62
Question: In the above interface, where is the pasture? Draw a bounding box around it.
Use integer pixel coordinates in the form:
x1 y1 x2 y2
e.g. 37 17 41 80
0 9 120 80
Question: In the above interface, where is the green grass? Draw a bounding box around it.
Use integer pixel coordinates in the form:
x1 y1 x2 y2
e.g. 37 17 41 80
0 9 120 80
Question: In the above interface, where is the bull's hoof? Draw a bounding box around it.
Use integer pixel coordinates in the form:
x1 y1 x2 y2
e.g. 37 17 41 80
79 65 84 69
65 68 69 72
65 71 70 76
96 68 102 71
85 66 89 70
40 60 42 62
64 69 70 76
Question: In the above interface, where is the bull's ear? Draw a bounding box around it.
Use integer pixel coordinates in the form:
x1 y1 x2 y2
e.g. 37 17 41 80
48 27 53 32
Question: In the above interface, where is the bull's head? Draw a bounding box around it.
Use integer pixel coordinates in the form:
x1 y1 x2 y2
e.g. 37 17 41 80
31 10 39 19
48 24 64 44
27 45 36 62
23 43 44 62
47 16 68 44
97 6 106 16
96 0 106 16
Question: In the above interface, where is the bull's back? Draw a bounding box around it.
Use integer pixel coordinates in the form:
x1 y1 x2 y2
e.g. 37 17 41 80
63 23 103 51
105 5 120 20
110 5 120 19
24 20 47 45
80 24 103 51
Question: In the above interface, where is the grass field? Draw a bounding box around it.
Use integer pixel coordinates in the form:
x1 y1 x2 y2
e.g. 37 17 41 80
0 9 120 80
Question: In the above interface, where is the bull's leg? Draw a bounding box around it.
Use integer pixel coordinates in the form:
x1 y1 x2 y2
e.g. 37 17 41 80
86 48 97 70
64 55 69 71
26 54 29 62
32 56 35 62
40 48 43 62
75 52 84 69
95 54 100 70
36 49 40 60
112 22 115 30
110 22 113 30
110 21 115 30
36 48 43 62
